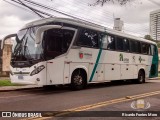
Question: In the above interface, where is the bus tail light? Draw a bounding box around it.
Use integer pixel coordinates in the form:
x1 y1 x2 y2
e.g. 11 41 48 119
30 65 45 76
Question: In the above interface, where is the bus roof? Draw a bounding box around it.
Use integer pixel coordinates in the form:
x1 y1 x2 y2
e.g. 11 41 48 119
22 17 156 45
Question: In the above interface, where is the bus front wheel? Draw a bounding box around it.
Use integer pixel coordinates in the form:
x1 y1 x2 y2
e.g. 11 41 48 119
71 69 87 90
136 70 145 84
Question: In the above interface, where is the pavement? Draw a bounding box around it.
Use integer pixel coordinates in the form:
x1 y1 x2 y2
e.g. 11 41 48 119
0 85 41 92
0 77 159 92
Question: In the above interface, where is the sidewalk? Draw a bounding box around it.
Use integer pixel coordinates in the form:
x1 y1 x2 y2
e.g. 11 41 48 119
148 77 160 80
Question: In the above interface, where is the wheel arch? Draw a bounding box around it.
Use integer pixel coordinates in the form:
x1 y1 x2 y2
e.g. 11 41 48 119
69 66 88 83
138 68 146 78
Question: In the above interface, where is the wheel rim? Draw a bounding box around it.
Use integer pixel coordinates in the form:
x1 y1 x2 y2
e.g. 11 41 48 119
73 75 83 85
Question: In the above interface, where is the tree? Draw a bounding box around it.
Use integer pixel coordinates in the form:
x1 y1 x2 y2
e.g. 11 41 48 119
144 35 154 41
49 0 137 6
144 35 160 48
89 0 137 6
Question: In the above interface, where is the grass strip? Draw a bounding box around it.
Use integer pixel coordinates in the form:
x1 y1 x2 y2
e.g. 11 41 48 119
0 80 20 86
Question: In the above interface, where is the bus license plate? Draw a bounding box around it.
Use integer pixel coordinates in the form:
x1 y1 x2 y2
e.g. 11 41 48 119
18 75 24 80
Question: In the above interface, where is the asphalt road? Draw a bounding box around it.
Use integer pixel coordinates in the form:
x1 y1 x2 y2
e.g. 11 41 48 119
0 80 160 120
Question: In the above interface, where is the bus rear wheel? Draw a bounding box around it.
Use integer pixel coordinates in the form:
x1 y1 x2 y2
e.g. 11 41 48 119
136 70 145 84
71 69 87 90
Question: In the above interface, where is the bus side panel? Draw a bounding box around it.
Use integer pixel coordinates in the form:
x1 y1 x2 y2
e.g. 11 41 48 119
105 64 121 80
104 51 121 81
63 63 70 84
67 48 99 83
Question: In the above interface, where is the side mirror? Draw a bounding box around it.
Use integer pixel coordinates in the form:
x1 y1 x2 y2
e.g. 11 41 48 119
1 34 16 50
35 25 62 44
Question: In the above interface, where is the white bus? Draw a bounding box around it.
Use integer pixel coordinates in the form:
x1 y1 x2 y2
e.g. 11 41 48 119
3 18 159 90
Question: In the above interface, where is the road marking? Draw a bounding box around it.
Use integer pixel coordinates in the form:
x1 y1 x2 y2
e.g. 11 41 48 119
24 90 160 120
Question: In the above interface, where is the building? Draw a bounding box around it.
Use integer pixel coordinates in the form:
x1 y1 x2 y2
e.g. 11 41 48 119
113 18 124 31
150 9 160 41
0 38 13 76
2 38 13 72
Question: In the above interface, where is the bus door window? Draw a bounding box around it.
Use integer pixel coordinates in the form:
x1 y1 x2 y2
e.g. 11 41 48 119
62 30 74 52
44 29 74 59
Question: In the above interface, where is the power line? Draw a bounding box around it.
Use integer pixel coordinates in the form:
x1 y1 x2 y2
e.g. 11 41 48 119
3 0 54 18
4 0 150 37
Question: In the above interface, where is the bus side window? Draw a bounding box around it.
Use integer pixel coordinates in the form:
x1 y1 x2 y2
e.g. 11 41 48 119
116 36 123 51
148 45 152 55
151 44 157 56
151 45 154 55
137 41 141 53
107 35 115 50
99 34 108 49
130 40 136 53
77 29 98 48
123 38 130 52
141 43 148 55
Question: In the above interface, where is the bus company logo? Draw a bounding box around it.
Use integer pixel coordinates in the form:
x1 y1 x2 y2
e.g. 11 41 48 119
119 54 123 61
131 99 150 110
119 54 129 63
139 56 145 63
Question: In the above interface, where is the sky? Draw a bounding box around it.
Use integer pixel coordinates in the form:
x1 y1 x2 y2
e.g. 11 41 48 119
0 0 160 39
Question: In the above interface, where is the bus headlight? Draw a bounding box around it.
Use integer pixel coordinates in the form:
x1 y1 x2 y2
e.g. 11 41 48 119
30 65 45 76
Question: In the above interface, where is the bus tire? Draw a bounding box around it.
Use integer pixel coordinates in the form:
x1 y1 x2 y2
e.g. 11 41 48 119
70 69 87 90
136 70 145 84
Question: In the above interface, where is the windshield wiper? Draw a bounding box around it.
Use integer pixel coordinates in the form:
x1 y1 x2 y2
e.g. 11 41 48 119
13 29 29 59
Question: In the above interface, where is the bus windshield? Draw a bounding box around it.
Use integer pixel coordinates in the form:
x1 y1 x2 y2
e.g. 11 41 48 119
12 27 43 63
11 26 75 67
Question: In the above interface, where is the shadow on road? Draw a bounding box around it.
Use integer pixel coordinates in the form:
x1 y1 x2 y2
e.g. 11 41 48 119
15 80 151 95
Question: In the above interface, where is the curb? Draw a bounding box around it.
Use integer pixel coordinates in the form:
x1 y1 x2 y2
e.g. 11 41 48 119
0 86 41 92
148 77 160 80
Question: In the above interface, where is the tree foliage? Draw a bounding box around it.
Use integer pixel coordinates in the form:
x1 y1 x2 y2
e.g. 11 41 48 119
144 35 154 41
89 0 136 6
144 35 160 48
157 43 160 48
